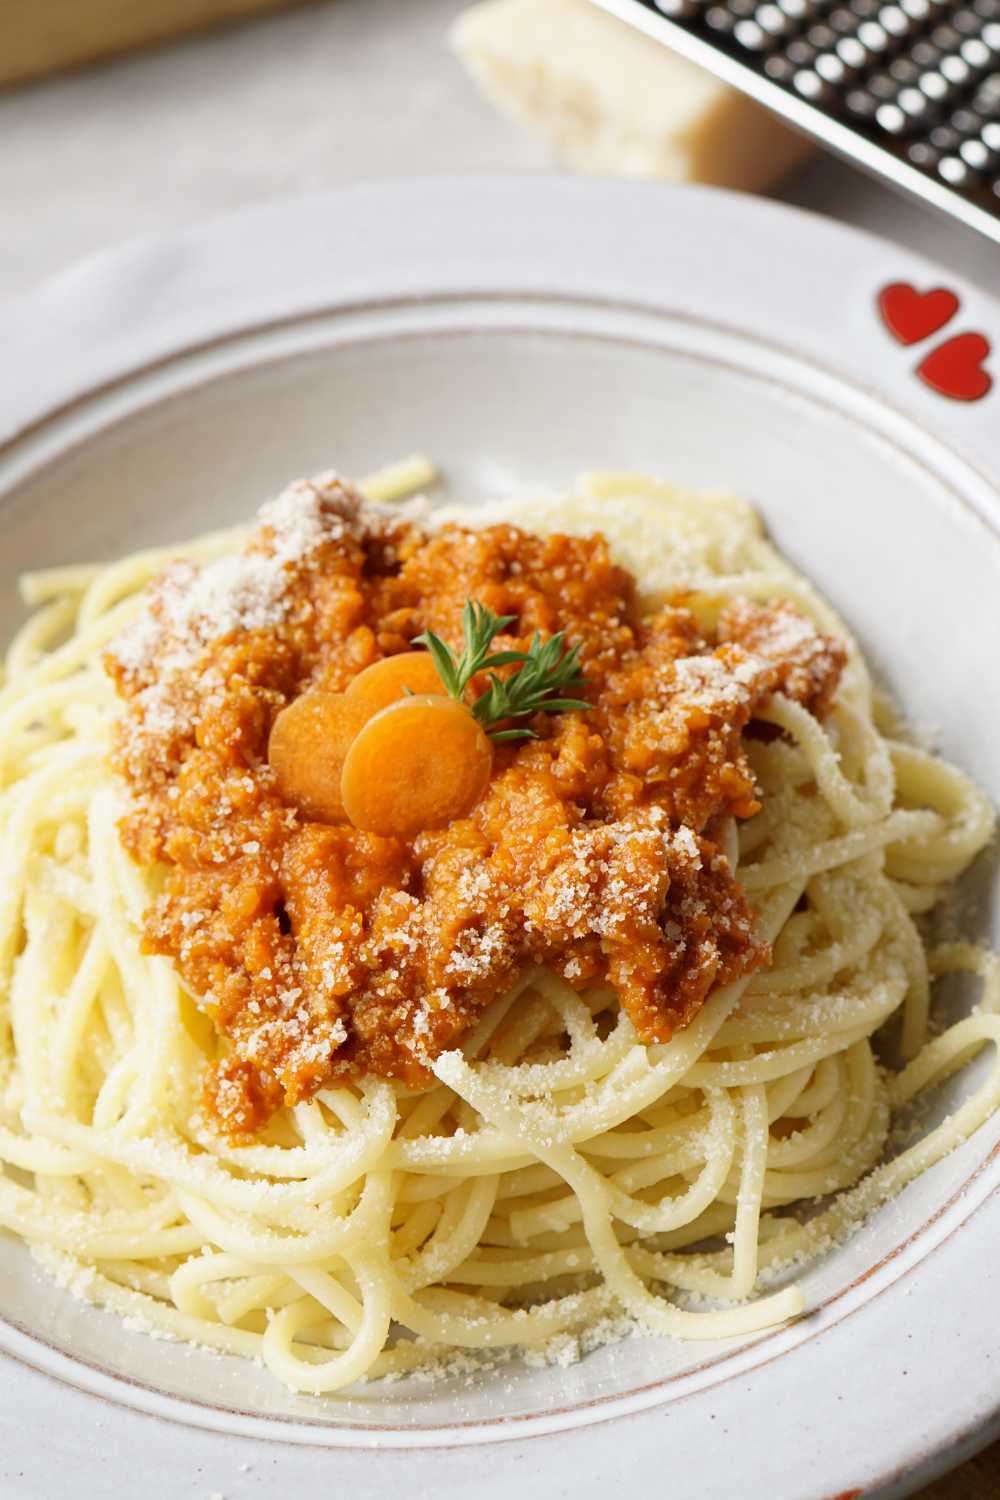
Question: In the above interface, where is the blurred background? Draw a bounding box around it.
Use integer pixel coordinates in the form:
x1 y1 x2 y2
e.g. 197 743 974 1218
0 0 997 304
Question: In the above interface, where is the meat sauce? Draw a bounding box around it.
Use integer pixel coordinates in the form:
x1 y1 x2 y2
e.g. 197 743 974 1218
107 477 845 1134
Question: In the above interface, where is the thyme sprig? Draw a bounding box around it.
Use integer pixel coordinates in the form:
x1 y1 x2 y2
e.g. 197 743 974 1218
414 600 589 741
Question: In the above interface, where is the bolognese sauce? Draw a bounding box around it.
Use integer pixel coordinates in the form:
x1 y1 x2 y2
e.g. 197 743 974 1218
107 475 845 1134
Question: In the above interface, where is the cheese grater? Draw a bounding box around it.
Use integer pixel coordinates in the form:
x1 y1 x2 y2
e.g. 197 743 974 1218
592 0 1000 243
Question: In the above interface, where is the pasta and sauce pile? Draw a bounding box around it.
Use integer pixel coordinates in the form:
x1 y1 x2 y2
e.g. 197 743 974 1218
0 463 996 1395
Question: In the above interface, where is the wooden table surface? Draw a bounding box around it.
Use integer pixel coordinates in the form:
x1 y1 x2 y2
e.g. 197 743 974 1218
913 1439 999 1498
0 0 310 87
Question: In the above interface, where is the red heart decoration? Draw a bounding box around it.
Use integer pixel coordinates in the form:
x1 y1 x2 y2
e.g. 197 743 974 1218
878 283 960 346
917 332 994 403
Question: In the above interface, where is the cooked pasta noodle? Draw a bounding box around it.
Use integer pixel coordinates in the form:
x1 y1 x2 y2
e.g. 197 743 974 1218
0 466 996 1395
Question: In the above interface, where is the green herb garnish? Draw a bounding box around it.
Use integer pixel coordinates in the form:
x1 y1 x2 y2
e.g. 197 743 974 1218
414 600 589 741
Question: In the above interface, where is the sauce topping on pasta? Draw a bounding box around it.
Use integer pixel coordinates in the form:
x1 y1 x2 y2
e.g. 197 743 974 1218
107 476 845 1134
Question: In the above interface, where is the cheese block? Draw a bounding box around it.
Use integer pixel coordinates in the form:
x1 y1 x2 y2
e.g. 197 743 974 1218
451 0 813 188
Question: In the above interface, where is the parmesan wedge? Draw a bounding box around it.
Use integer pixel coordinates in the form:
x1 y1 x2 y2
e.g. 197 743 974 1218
451 0 812 188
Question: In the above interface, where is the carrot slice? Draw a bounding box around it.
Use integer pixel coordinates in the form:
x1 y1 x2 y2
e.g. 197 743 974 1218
340 694 493 836
345 651 447 717
268 691 370 824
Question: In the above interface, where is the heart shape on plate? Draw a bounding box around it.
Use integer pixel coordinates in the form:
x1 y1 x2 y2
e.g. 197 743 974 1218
878 283 960 346
917 333 994 403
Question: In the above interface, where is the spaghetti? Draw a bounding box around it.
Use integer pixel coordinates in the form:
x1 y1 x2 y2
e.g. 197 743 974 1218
0 464 997 1395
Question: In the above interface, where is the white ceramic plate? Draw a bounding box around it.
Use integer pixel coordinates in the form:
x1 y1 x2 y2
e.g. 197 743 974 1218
1 179 998 1500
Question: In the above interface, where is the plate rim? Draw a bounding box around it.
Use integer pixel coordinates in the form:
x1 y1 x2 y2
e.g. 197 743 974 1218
1 176 998 467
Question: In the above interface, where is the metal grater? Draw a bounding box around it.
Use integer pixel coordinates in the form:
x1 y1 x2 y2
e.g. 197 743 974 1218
594 0 1000 243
